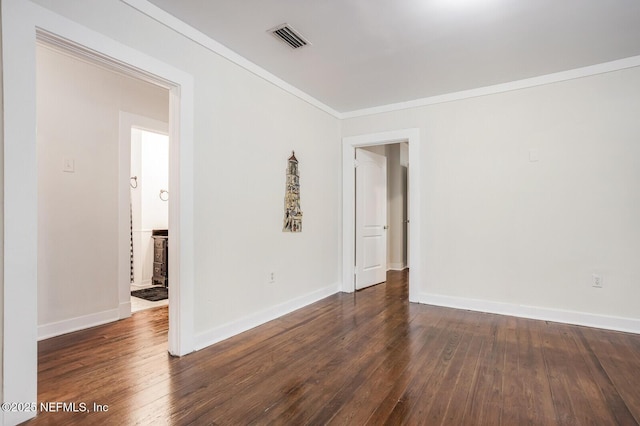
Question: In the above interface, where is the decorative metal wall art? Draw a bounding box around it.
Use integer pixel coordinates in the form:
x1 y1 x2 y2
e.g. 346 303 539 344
283 151 303 232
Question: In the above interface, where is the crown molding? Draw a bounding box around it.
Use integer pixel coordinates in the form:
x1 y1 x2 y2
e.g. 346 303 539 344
121 1 640 121
342 55 640 118
120 0 342 118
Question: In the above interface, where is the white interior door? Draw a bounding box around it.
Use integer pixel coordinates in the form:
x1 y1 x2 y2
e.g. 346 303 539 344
356 148 387 289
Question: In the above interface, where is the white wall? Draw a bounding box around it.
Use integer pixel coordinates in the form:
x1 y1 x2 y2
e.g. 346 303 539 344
386 144 406 270
31 0 342 344
36 44 169 332
140 130 169 230
343 67 640 329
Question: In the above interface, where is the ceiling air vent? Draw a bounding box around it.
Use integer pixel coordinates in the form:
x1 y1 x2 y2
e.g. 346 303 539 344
269 24 310 49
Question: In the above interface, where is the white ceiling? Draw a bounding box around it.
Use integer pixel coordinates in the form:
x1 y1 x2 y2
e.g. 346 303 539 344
146 0 640 113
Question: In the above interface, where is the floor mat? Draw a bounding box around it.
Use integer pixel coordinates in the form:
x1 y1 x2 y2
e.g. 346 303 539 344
131 286 168 302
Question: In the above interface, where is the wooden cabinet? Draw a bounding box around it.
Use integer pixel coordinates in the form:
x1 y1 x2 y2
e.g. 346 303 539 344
151 230 168 287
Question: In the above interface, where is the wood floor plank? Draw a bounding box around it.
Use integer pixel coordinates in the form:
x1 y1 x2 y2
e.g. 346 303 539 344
578 327 640 424
328 306 449 425
500 318 557 425
403 310 484 425
363 308 461 424
298 281 417 424
177 294 392 423
23 270 640 425
379 308 474 424
460 314 509 426
541 321 624 425
212 299 401 423
325 323 429 425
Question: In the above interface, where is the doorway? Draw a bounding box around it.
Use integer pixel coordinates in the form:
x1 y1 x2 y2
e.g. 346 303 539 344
4 14 195 420
355 143 409 290
36 42 171 330
129 126 170 312
342 129 421 302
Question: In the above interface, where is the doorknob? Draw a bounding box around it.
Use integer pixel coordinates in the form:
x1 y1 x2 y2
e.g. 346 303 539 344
383 225 388 230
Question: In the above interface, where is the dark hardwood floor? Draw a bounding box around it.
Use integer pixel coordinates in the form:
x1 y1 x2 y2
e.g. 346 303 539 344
25 270 640 425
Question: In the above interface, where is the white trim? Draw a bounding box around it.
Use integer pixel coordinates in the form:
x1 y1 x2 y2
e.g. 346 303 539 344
342 129 421 302
37 309 121 341
34 7 195 358
2 2 196 422
130 281 153 289
168 83 196 358
343 55 640 118
194 283 341 350
35 29 195 358
2 1 40 423
387 263 407 271
119 1 640 122
120 0 341 119
419 293 640 335
119 301 133 318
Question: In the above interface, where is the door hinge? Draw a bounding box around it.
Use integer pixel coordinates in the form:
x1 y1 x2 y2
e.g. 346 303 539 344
353 159 360 168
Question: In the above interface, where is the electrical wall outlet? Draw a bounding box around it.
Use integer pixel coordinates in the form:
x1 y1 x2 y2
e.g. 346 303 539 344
269 272 276 284
592 273 603 288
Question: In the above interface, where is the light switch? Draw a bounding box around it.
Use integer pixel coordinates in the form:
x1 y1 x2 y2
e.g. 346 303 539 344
529 149 539 162
63 158 75 173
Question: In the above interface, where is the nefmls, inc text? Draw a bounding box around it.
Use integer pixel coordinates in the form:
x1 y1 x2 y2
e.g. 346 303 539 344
40 402 109 413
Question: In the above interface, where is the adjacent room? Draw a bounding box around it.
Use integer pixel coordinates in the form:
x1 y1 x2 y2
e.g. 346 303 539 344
2 0 640 424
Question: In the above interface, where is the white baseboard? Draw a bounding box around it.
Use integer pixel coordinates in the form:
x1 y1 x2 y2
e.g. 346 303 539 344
119 301 132 319
419 292 640 334
38 308 120 341
194 282 341 351
387 263 407 271
131 279 152 289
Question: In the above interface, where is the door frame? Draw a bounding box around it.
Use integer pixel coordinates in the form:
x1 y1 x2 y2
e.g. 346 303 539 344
342 129 421 301
119 113 169 310
2 3 195 423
